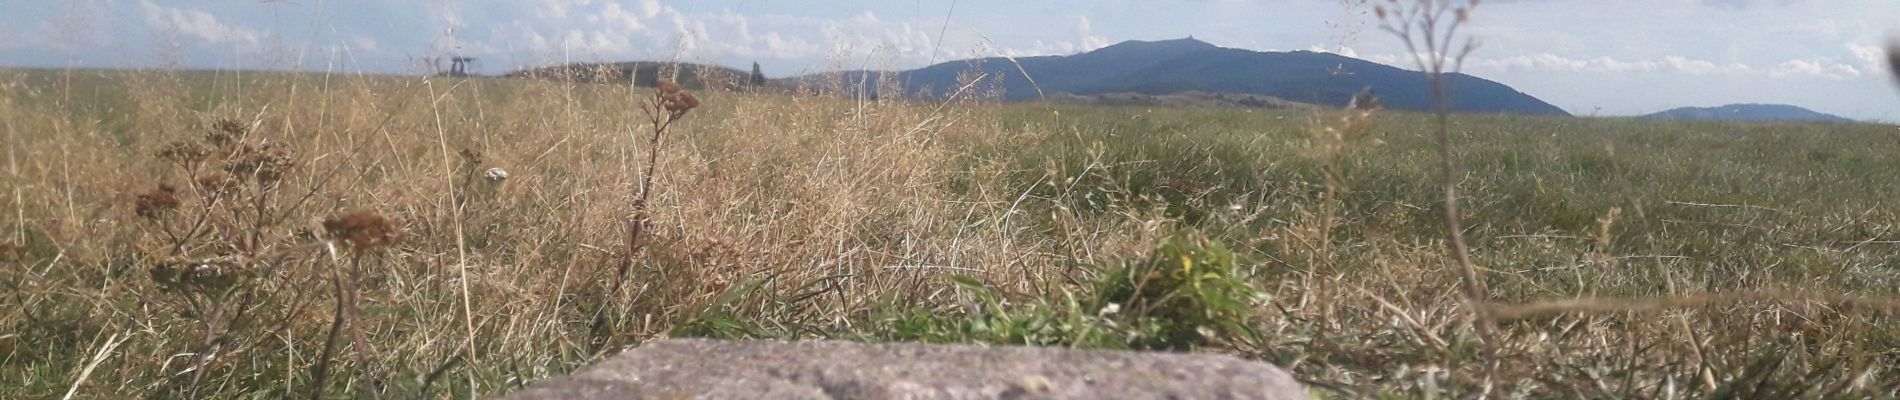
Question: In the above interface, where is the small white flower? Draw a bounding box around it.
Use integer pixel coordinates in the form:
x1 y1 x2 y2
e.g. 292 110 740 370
1097 302 1121 316
483 167 509 182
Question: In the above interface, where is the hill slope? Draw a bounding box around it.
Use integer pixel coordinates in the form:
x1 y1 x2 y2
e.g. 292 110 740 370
1642 104 1855 123
791 38 1569 116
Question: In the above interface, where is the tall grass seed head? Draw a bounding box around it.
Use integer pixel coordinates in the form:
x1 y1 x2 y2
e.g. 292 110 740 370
323 210 401 251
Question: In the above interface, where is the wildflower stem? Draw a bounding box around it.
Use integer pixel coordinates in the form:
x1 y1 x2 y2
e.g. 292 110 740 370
310 257 347 400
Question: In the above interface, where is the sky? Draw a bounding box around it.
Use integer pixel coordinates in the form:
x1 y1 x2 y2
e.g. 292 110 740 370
1 0 1896 120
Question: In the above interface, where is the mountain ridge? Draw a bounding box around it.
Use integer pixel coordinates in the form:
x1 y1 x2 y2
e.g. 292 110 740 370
1642 103 1856 123
790 38 1570 116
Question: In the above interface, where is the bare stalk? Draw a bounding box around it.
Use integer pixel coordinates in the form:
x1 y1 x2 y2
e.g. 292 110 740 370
1375 0 1499 392
310 250 374 400
309 253 347 400
617 80 698 292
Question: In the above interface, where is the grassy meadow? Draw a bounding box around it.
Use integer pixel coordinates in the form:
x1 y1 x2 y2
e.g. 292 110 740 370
3 68 1899 398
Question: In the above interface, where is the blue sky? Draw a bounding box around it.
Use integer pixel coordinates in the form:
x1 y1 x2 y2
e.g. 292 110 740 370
2 0 1896 120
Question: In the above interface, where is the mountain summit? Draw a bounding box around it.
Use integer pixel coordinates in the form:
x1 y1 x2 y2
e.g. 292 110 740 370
796 37 1569 115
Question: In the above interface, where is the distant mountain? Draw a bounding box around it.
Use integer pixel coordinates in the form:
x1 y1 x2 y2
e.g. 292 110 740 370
1642 104 1855 123
507 61 750 89
788 38 1570 116
1048 91 1324 111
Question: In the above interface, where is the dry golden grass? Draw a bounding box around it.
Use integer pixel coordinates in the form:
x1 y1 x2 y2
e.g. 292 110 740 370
2 66 1899 399
0 68 1122 398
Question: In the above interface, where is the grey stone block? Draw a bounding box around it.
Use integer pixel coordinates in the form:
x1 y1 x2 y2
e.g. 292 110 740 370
501 338 1306 400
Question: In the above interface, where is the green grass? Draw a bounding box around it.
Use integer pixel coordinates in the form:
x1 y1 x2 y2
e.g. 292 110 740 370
3 69 1899 398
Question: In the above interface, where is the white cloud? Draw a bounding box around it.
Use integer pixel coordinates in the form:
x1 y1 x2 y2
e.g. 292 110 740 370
638 0 662 19
592 2 647 33
1466 53 1768 77
1308 45 1359 58
1470 53 1662 73
1076 17 1110 52
1767 58 1861 79
535 0 592 20
1846 42 1886 73
139 0 260 46
349 36 379 52
1662 56 1752 75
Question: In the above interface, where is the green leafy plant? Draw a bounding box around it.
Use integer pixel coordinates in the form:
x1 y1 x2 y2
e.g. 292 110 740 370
1090 234 1261 350
870 233 1263 351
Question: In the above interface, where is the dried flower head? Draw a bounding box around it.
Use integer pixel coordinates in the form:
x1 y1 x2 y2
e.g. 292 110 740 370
665 91 700 113
224 142 293 185
459 148 484 165
207 119 247 146
655 79 701 117
157 141 211 165
135 185 181 218
324 210 401 251
656 79 685 95
150 257 248 293
195 172 242 195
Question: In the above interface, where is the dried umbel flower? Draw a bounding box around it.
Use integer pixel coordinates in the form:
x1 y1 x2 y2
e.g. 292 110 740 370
150 258 249 293
195 172 242 195
656 79 685 95
135 185 181 218
157 141 211 165
459 148 484 165
655 79 701 117
665 91 701 114
323 210 401 251
207 119 247 146
224 142 293 185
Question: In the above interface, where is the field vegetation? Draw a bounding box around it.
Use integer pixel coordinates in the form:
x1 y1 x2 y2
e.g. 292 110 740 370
2 65 1900 398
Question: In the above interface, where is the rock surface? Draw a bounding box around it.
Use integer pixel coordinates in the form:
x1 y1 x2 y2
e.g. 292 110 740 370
502 338 1306 400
